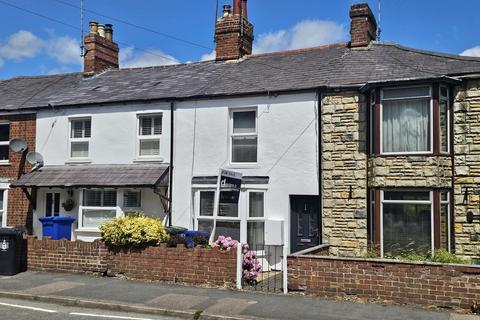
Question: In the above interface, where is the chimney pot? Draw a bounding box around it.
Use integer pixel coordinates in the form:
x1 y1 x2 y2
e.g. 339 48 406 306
222 4 232 17
349 3 377 47
97 24 105 38
89 21 98 35
104 24 113 41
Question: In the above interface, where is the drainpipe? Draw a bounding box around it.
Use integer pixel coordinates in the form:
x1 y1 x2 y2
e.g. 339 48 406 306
168 101 175 227
317 89 324 244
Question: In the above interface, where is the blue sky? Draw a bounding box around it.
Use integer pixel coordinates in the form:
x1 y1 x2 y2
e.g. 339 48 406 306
0 0 479 79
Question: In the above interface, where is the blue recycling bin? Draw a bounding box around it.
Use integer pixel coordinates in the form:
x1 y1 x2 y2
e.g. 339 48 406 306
39 216 76 240
184 230 210 248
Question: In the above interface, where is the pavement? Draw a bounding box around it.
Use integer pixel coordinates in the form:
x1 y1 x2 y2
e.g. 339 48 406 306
0 271 478 320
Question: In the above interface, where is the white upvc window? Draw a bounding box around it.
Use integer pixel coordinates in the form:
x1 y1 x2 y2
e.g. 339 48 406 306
69 118 91 159
380 190 433 257
123 189 141 210
0 188 8 227
230 109 258 164
0 122 10 164
138 114 162 158
78 188 119 230
380 86 433 154
195 188 266 247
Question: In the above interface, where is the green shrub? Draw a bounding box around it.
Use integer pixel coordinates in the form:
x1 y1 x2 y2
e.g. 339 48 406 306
100 215 169 248
430 249 465 264
384 248 466 264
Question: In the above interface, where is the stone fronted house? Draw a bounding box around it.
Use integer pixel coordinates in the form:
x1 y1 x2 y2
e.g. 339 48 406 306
1 1 480 263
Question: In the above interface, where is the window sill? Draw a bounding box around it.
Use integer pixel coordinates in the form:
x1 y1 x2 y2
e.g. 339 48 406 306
65 159 92 164
226 163 260 169
0 162 11 166
75 228 100 233
133 157 164 163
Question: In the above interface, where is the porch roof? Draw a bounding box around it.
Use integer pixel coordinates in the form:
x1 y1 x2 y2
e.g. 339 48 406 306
10 164 169 188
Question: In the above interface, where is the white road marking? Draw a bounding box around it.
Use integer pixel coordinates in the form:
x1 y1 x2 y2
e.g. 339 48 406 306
69 313 155 320
0 301 58 313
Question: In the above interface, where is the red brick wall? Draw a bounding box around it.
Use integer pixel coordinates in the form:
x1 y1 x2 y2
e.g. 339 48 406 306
215 16 253 61
27 237 238 287
0 114 35 230
27 237 108 274
288 255 480 311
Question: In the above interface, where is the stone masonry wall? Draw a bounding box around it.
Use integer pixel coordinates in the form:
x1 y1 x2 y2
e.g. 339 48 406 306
368 156 452 188
322 92 368 257
453 79 480 262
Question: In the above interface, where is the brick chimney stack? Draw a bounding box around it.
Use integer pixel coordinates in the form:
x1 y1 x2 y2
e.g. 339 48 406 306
215 0 254 61
83 21 119 77
349 3 377 47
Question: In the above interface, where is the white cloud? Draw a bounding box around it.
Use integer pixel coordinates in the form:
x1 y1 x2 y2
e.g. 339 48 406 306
460 46 480 57
200 50 216 61
46 36 82 65
0 30 42 59
254 19 346 54
121 46 179 68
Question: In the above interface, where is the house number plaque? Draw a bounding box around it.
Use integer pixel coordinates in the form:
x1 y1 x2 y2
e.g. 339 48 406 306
0 240 9 251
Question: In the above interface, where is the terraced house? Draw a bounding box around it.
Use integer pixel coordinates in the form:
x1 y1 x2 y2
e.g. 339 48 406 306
2 1 480 264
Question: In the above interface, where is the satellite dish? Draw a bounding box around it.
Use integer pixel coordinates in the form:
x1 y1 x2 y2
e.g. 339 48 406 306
9 138 27 153
26 152 44 165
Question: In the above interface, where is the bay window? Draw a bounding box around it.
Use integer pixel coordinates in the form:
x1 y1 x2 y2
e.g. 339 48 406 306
123 190 141 210
138 114 162 158
196 189 266 246
381 86 431 154
231 109 258 163
70 118 91 159
370 189 452 257
371 85 451 155
80 189 117 229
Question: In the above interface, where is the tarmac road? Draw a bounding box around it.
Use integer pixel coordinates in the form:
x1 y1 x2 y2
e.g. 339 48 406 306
0 298 181 320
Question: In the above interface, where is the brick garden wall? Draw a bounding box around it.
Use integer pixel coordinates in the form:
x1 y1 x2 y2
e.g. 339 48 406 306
27 237 237 287
288 254 480 311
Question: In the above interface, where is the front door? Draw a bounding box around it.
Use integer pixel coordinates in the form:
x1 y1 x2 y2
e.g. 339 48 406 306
290 195 321 253
45 192 61 217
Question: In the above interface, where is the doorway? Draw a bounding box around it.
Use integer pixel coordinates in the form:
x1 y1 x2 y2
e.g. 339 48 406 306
290 195 321 253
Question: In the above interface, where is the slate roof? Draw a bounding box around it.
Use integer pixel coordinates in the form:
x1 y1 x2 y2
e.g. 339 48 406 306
2 41 480 111
10 164 169 188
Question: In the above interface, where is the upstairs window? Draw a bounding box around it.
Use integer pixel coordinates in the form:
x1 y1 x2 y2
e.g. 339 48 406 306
381 86 431 154
231 109 257 163
0 122 10 163
70 118 91 159
138 114 162 157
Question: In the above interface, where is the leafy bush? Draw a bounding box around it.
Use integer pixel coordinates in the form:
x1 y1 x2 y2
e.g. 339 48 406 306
430 249 465 264
384 248 466 264
100 215 169 248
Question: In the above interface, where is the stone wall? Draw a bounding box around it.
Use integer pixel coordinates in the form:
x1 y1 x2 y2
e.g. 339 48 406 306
321 92 368 257
453 79 480 261
368 156 452 188
288 254 480 311
27 237 237 288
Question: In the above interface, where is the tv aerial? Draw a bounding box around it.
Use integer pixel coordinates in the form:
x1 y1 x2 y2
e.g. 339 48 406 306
9 138 28 153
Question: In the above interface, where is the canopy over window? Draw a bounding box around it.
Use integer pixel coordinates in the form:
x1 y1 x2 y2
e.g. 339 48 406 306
11 164 169 188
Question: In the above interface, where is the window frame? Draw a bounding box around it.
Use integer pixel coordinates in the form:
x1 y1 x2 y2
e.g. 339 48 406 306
0 121 10 164
194 187 267 246
440 191 451 252
78 188 120 231
68 117 91 161
379 85 434 155
137 113 163 159
229 108 258 165
380 189 434 257
123 189 142 210
246 190 266 250
439 85 450 154
0 187 8 228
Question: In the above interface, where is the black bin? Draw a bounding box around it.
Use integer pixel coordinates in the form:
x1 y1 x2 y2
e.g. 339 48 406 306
0 228 26 276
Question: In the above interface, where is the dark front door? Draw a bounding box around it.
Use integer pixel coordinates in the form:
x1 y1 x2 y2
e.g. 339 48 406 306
290 195 320 253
